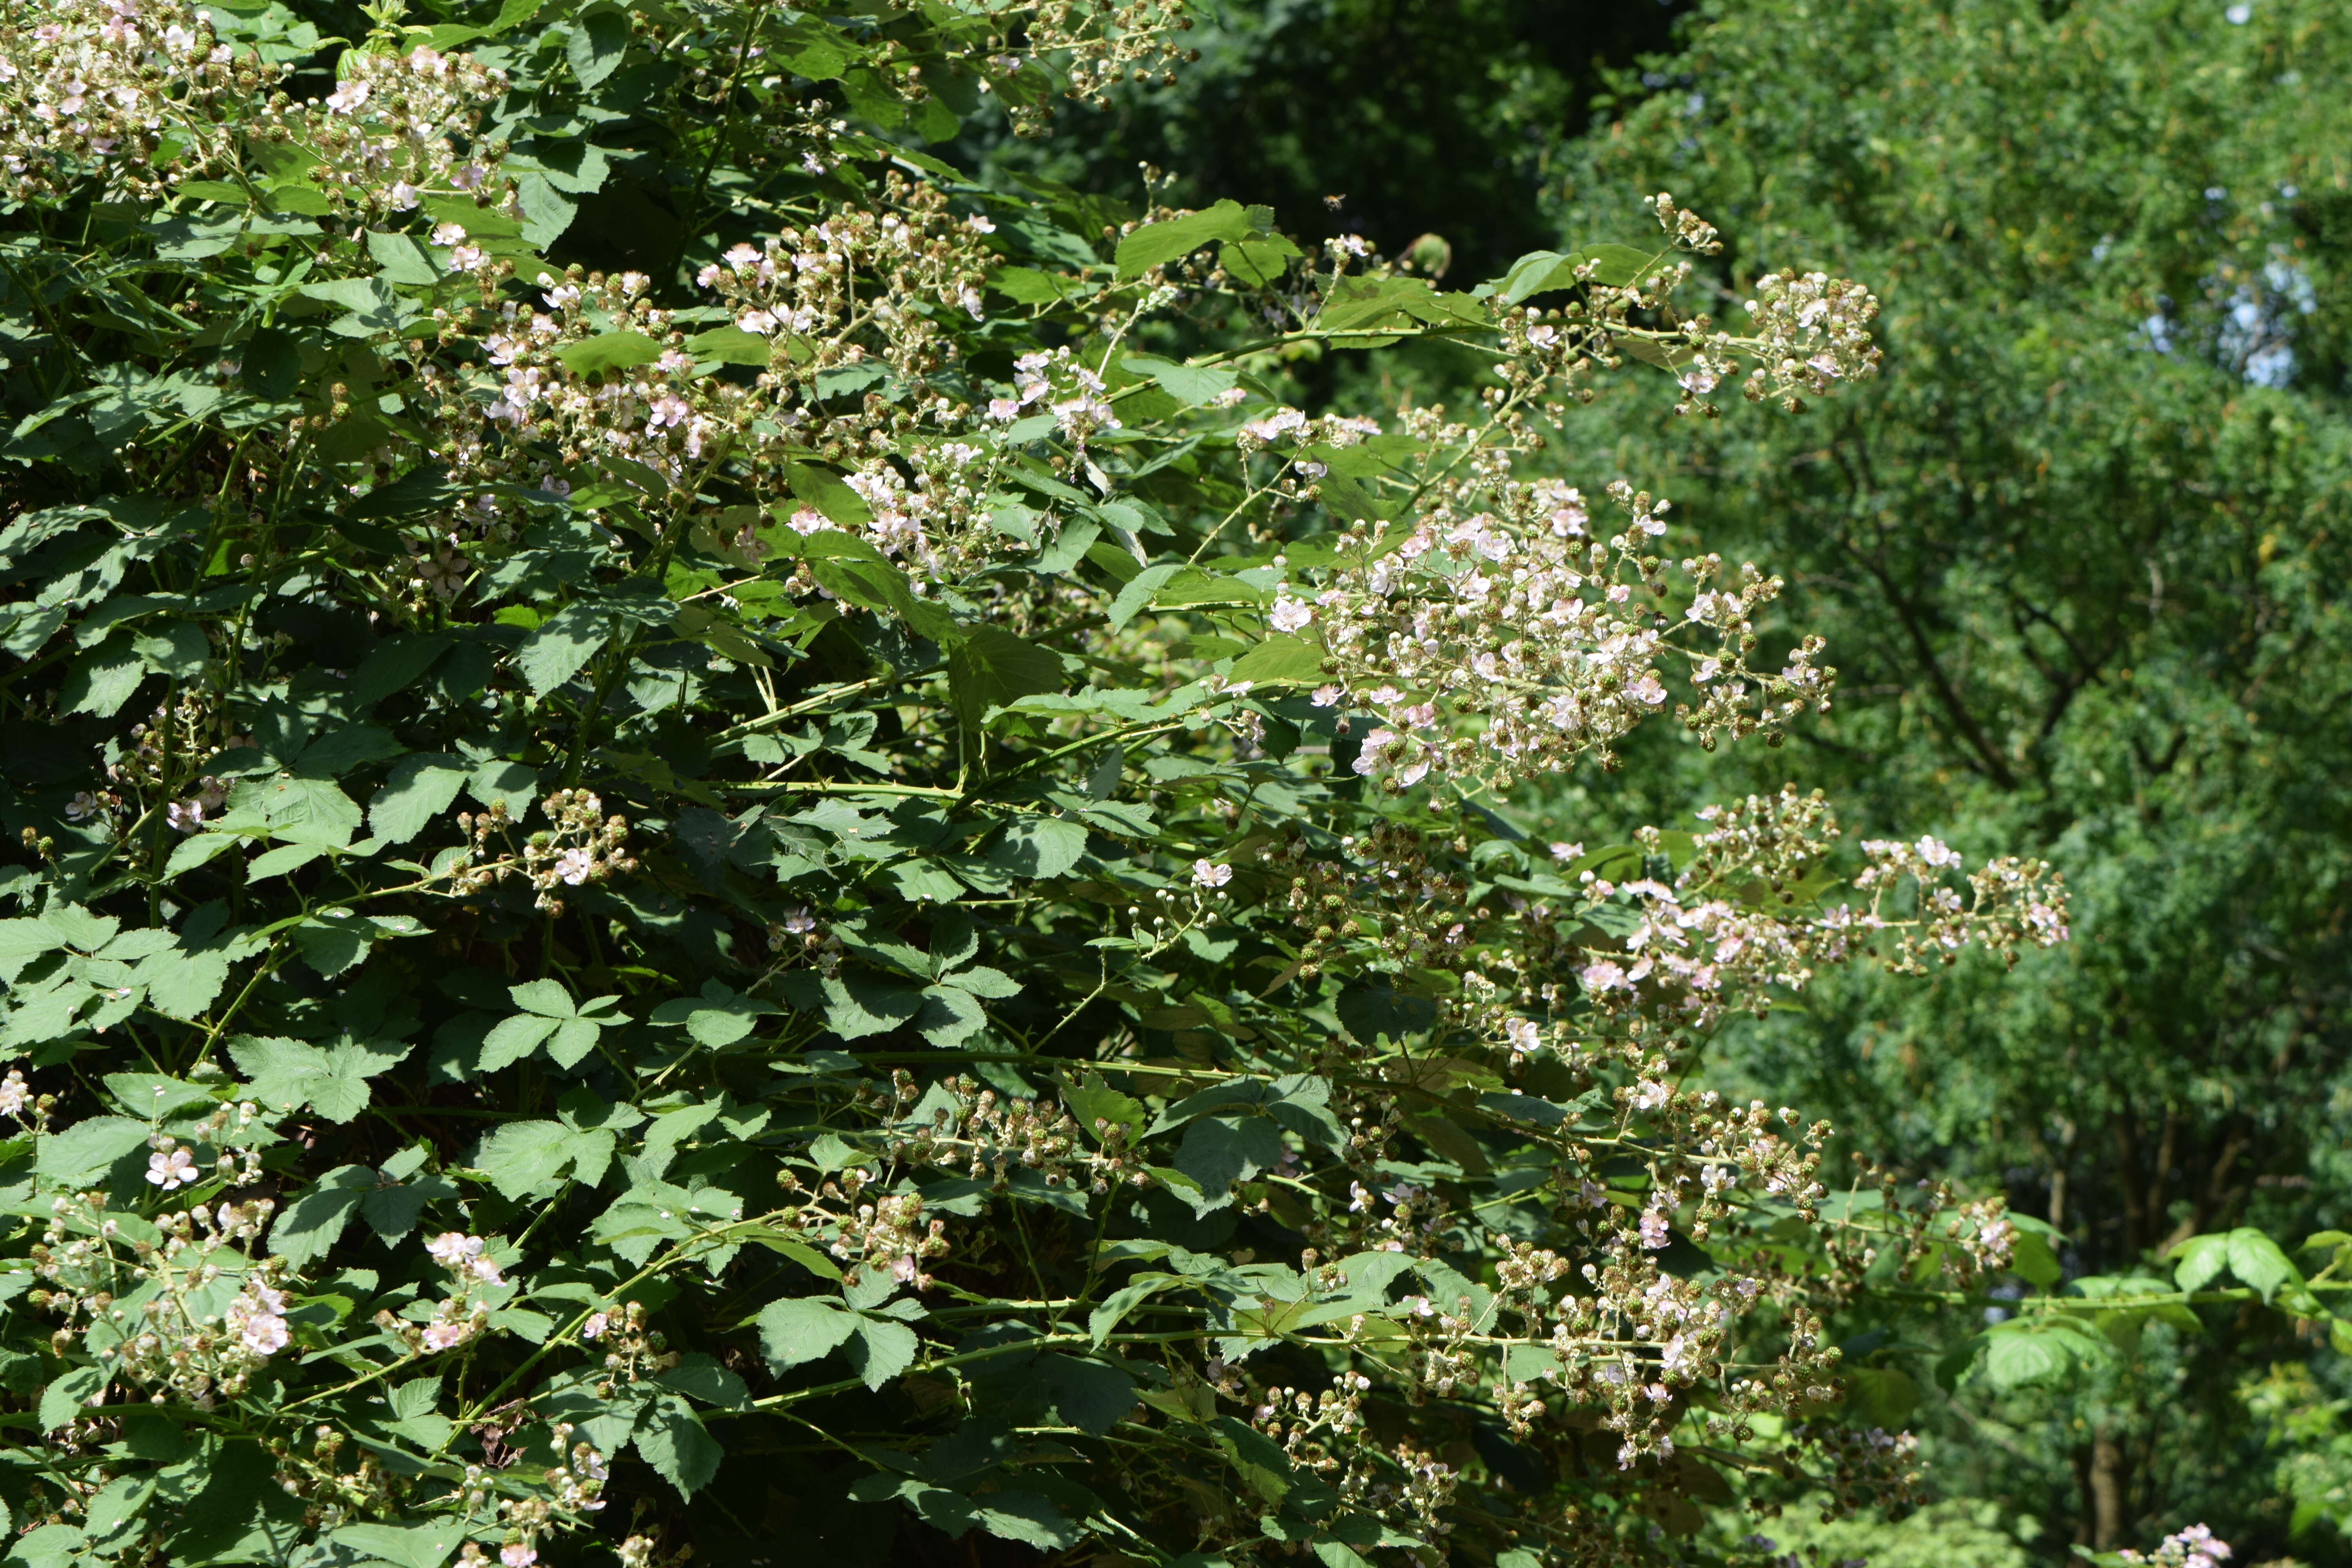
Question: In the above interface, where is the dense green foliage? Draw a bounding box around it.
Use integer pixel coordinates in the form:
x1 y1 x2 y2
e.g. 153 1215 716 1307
1000 0 2352 1561
1546 1 2352 1557
2 2 2347 1568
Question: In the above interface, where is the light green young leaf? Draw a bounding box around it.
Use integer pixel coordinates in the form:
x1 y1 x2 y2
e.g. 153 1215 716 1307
363 230 439 288
468 758 540 818
633 1392 722 1496
2009 1230 2063 1288
474 1120 610 1200
546 1017 605 1069
228 1035 408 1123
0 918 63 983
509 978 577 1017
478 1012 560 1073
2172 1232 2232 1293
2226 1227 2302 1303
82 1474 155 1548
972 1492 1077 1550
950 964 1020 998
845 1315 920 1390
756 1296 858 1371
1105 563 1180 630
556 329 662 376
916 984 986 1048
368 753 468 845
686 325 775 366
1121 352 1240 407
243 841 324 882
34 1116 151 1185
633 1103 726 1181
1979 1318 2110 1390
650 979 775 1048
103 1072 216 1122
39 1365 107 1432
1115 199 1261 278
329 1522 465 1568
139 947 229 1020
1227 634 1325 688
1062 1071 1147 1144
41 905 120 951
163 832 243 880
1089 1275 1180 1347
290 911 421 978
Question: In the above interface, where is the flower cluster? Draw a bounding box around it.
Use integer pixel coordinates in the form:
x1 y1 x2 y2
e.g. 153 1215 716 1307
1639 1093 1837 1230
1573 789 2069 1029
0 2 2091 1554
579 1298 684 1398
1738 267 1884 410
996 0 1200 130
2122 1525 2232 1568
293 44 515 224
1269 820 1487 982
70 1199 291 1408
1853 833 2070 971
1946 1196 2017 1281
1482 192 1882 420
500 1426 612 1564
0 1067 45 1129
107 690 258 835
694 181 994 383
884 1073 1092 1182
426 263 737 501
448 790 638 914
825 437 1007 577
1783 1419 1926 1518
1307 463 1828 789
0 0 278 201
777 1161 950 1292
416 181 1032 581
372 1230 512 1356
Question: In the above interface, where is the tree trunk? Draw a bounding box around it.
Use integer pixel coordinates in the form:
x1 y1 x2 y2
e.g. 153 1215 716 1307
2091 1432 2127 1551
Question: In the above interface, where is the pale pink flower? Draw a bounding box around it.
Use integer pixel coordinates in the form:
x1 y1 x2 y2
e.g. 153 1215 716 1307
146 1147 198 1191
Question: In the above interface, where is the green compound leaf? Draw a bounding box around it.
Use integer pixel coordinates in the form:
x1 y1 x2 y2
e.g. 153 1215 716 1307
757 1296 858 1372
1115 199 1263 278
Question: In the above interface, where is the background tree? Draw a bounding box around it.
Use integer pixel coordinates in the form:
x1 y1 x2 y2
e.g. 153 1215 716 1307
955 0 1684 287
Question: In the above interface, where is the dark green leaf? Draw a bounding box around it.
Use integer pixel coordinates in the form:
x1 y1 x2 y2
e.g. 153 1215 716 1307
568 3 630 88
949 624 1063 736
